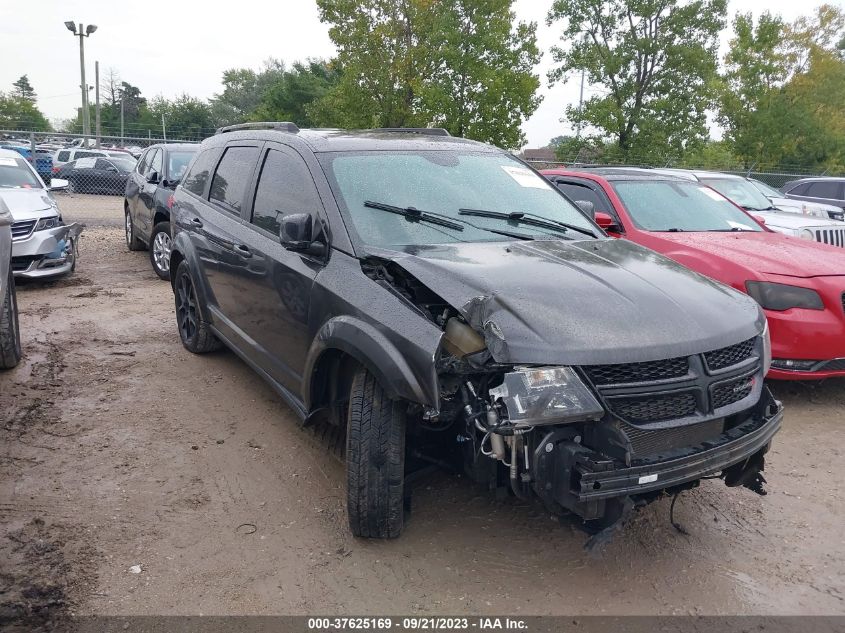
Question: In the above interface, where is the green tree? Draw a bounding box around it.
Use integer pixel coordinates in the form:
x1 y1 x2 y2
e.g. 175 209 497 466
209 59 287 127
12 75 36 102
255 59 340 127
547 0 726 160
314 0 540 148
0 93 50 131
149 95 214 141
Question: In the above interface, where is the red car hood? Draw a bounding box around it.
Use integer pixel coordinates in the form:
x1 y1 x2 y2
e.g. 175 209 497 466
645 231 845 279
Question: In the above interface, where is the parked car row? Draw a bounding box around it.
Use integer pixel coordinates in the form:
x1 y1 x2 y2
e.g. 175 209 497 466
128 122 785 540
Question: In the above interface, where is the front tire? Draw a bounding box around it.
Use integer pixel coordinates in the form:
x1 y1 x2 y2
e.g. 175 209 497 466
174 261 220 354
0 271 22 369
149 221 173 281
125 206 145 251
346 367 406 538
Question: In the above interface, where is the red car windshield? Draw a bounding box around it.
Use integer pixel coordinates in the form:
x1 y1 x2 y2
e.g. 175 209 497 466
612 180 762 232
0 156 42 189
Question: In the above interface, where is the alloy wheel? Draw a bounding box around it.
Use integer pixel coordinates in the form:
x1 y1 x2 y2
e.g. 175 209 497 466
176 272 198 343
125 212 133 248
152 231 172 274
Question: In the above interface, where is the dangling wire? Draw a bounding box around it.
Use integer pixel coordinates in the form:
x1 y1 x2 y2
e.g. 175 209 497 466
669 492 689 535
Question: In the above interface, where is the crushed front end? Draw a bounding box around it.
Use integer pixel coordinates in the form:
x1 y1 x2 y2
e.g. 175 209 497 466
11 217 82 279
435 319 781 528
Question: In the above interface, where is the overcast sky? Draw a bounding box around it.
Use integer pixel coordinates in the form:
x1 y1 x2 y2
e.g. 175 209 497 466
0 0 818 147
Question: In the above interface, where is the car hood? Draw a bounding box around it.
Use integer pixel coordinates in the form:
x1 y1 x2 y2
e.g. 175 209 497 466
365 238 763 366
645 231 845 279
0 188 56 220
753 210 841 230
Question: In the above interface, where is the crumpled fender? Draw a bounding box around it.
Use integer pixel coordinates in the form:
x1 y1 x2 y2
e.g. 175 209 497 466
303 315 441 410
12 222 83 258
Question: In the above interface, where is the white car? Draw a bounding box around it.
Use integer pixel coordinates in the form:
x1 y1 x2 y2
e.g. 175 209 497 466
651 168 845 248
52 147 135 169
747 178 844 221
0 149 82 279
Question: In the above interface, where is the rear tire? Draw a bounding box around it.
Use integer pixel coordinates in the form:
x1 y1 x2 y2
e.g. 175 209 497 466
125 206 145 251
149 221 173 281
173 261 220 354
346 367 406 538
0 271 22 369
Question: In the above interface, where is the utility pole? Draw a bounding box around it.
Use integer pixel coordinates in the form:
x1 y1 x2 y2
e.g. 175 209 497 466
161 114 167 142
65 21 97 145
95 61 101 148
120 98 125 146
575 32 588 141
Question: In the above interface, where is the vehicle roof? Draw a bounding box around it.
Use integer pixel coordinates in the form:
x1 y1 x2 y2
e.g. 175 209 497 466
0 148 27 159
545 166 689 182
784 177 845 183
202 127 494 153
143 143 199 152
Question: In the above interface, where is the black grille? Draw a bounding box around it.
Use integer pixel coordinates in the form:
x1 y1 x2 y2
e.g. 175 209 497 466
841 293 845 315
608 392 697 423
11 256 37 272
583 357 689 386
818 358 845 371
623 418 724 458
704 338 756 371
711 375 754 409
11 219 36 240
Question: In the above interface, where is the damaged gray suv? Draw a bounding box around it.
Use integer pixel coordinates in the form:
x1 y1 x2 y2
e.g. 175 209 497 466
169 123 783 538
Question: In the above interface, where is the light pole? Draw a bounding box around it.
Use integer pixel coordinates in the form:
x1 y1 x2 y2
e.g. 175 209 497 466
64 21 97 144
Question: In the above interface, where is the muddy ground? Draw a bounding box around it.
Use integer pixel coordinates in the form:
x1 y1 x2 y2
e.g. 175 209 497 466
1 194 843 627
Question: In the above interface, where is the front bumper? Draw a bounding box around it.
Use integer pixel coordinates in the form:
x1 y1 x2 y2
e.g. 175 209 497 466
533 391 783 519
12 223 82 279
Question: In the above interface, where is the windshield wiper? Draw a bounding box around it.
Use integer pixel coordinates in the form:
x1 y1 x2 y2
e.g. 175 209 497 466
665 228 685 232
364 201 465 231
458 208 597 238
364 200 534 240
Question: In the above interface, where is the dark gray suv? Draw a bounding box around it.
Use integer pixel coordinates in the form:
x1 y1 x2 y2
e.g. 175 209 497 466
169 123 783 539
781 177 845 211
0 197 21 369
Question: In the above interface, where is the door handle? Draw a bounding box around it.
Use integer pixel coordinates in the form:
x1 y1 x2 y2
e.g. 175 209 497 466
234 244 252 258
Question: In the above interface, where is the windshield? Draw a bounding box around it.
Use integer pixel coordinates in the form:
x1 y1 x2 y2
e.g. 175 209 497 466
702 177 774 211
750 179 785 199
168 151 196 181
612 180 762 232
319 151 598 247
0 156 42 189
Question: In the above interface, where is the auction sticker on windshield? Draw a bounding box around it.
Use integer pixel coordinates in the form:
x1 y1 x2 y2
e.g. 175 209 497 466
0 158 18 167
501 165 549 189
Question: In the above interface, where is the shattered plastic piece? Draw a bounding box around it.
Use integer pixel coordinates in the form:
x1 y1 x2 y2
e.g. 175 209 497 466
129 565 142 574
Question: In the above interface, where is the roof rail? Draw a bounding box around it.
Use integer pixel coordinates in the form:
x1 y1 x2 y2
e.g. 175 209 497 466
372 127 451 137
215 121 300 135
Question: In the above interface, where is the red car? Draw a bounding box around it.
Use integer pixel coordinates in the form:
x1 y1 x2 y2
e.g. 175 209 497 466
542 167 845 380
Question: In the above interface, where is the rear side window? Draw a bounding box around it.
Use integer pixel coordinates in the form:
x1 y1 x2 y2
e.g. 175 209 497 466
250 148 322 235
76 150 100 159
136 150 150 175
807 181 843 200
182 149 218 197
209 146 260 213
57 151 70 162
95 158 113 170
555 181 610 214
788 183 810 195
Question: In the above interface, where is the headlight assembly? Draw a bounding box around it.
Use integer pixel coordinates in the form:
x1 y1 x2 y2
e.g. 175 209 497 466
799 228 815 240
35 216 60 231
761 321 772 375
746 281 824 311
489 366 604 428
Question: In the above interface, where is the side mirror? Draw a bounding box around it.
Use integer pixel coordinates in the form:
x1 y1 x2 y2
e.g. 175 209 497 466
49 178 68 191
753 215 766 225
279 213 326 256
146 170 159 184
594 211 620 232
575 199 595 217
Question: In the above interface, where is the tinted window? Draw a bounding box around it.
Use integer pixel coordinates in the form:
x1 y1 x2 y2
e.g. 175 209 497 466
76 151 100 159
95 158 113 170
788 182 810 195
807 181 843 200
57 150 70 162
555 182 608 212
209 146 259 213
148 149 163 176
182 149 218 197
251 149 321 235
